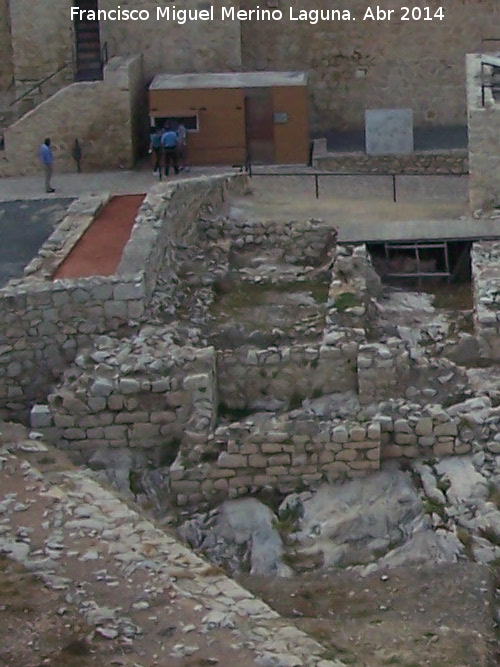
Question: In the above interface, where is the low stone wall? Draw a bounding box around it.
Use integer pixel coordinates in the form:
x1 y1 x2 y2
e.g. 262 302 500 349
31 338 217 462
467 53 500 211
217 330 361 411
313 145 467 176
472 241 500 359
170 417 382 506
376 410 471 460
200 215 337 267
0 172 246 419
0 55 144 176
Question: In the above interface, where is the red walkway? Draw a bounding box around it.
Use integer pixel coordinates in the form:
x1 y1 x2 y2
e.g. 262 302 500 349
53 194 145 279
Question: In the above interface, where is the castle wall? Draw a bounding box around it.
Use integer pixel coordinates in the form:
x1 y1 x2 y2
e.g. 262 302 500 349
98 0 242 79
240 0 500 131
467 54 500 212
8 0 74 95
0 0 13 92
0 55 143 176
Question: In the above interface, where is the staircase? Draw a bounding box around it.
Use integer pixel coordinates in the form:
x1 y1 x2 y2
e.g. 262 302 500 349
74 1 103 81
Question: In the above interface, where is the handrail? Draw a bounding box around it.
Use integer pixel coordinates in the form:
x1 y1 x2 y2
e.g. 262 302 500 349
100 41 108 68
9 62 72 108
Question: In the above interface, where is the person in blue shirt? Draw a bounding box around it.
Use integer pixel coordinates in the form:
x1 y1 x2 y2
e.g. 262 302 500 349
149 126 163 177
161 124 179 176
39 137 55 193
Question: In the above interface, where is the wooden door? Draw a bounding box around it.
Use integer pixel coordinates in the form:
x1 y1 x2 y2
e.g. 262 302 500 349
244 89 274 164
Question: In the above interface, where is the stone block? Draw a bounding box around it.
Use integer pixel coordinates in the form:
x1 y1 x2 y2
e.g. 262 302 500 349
331 426 348 443
248 454 268 468
53 414 76 428
415 417 433 436
104 425 128 439
394 433 417 446
253 475 277 486
30 404 53 428
434 441 454 456
367 423 381 440
107 395 124 411
118 378 141 394
349 460 379 470
150 410 176 423
349 426 366 442
62 428 86 440
217 452 247 468
433 422 458 437
88 397 106 412
267 453 291 466
91 377 114 397
261 443 283 454
266 466 289 476
335 449 357 461
394 419 412 433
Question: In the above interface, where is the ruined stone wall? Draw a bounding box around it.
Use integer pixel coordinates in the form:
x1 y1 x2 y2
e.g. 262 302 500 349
170 417 382 506
377 407 472 460
200 215 336 266
0 0 13 92
32 342 217 462
467 54 500 211
217 332 360 411
472 241 500 360
240 0 500 131
0 173 246 419
0 56 143 176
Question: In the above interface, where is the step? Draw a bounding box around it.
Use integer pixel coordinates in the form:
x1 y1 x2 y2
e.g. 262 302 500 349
75 70 103 82
77 51 101 62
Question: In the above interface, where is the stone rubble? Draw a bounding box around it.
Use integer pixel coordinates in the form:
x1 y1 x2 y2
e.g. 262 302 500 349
0 434 345 667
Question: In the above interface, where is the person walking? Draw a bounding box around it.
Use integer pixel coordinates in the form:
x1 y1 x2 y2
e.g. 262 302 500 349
176 121 189 172
149 126 163 177
161 124 179 177
39 137 55 193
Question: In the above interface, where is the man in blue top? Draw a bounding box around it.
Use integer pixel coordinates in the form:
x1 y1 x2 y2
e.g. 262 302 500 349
149 126 163 177
39 137 55 193
161 124 179 177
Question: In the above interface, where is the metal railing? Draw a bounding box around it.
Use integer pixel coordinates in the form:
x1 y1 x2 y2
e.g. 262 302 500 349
8 62 72 110
244 169 468 203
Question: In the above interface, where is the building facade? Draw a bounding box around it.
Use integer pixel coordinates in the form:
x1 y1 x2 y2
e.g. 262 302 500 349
2 0 500 132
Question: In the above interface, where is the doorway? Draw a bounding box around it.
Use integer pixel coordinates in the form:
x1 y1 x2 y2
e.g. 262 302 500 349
244 88 274 164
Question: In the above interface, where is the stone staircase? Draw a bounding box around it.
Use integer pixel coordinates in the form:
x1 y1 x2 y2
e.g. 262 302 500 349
74 1 103 81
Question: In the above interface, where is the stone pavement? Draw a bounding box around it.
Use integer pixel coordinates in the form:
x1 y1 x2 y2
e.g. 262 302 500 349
0 423 345 667
0 165 233 202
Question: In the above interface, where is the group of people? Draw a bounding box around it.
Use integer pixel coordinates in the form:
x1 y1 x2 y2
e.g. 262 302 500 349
149 122 189 179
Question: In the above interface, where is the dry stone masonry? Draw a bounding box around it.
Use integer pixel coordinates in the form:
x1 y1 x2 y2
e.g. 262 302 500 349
0 172 484 508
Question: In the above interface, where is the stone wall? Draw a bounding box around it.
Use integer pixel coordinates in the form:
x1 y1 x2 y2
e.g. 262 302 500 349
170 417 382 506
472 241 500 360
0 172 246 419
200 215 336 266
169 400 475 506
313 146 468 176
467 54 500 211
7 0 74 95
241 0 500 131
1 0 241 97
32 339 217 461
217 332 360 412
98 0 242 80
0 0 13 91
0 55 143 176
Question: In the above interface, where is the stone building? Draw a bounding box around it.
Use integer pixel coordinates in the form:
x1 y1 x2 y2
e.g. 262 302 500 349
0 0 499 173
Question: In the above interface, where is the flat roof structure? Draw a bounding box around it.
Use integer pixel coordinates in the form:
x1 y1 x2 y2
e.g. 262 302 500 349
149 71 308 91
